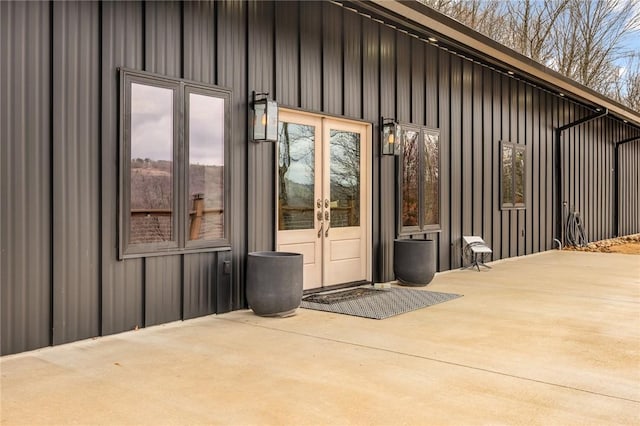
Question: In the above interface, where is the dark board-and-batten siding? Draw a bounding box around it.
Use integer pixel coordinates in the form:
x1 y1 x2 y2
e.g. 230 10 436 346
2 0 639 356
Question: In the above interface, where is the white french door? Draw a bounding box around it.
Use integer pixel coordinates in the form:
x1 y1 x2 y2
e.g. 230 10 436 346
276 110 370 290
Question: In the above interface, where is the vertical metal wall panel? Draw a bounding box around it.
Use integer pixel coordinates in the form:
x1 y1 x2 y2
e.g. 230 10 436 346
540 92 549 250
322 3 343 115
525 84 533 254
509 79 518 258
299 1 321 111
396 33 411 123
101 0 145 336
500 75 510 259
490 72 501 259
144 1 181 77
460 59 472 241
183 1 216 84
183 252 217 319
425 44 441 269
531 87 540 253
379 24 395 281
142 0 183 324
449 56 462 267
248 0 275 254
516 81 531 256
425 44 438 128
343 9 362 119
52 1 100 346
145 257 181 326
411 39 424 125
361 17 380 280
619 141 640 235
275 1 299 107
438 49 451 269
247 2 274 252
471 63 482 236
0 1 51 355
481 67 493 252
216 250 233 313
217 0 247 309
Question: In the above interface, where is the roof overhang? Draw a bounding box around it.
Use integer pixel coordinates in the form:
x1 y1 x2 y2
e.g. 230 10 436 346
347 0 640 128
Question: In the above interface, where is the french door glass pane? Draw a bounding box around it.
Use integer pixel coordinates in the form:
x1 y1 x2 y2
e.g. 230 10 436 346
402 129 420 227
130 83 174 243
188 93 225 241
278 122 315 230
330 130 360 228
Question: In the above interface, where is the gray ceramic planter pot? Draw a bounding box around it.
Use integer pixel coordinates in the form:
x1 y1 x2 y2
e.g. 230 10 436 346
246 251 303 317
393 239 436 286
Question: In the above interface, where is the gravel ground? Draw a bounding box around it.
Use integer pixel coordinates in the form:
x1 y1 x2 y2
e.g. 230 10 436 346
564 233 640 254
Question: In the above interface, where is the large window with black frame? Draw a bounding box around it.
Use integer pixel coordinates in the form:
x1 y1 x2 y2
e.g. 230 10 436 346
500 140 526 210
398 125 441 235
119 69 231 258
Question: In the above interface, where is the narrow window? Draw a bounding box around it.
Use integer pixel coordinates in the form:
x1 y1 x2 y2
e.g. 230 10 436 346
423 130 440 228
187 91 225 242
514 146 526 206
398 126 441 235
501 142 514 206
130 83 175 244
500 141 526 209
401 128 420 228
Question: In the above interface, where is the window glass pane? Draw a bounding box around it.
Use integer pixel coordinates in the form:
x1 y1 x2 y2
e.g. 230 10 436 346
130 83 174 244
515 147 525 205
501 143 513 206
423 131 439 226
402 129 420 227
278 122 315 230
330 129 360 228
188 93 225 241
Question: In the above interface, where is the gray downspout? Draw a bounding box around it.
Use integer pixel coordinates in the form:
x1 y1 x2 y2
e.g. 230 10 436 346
613 135 640 237
554 108 608 247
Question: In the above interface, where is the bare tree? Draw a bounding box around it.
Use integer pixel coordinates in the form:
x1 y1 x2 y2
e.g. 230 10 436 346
613 53 640 111
420 0 640 112
503 0 569 64
551 0 639 94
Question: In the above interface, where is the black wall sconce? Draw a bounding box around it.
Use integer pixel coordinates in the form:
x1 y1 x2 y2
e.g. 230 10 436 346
252 91 278 142
381 117 400 155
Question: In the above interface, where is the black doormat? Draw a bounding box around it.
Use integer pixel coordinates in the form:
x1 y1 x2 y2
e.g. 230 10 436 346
300 287 462 320
302 287 379 304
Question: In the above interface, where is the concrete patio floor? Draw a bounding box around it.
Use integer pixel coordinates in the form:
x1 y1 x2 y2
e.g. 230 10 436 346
1 250 639 425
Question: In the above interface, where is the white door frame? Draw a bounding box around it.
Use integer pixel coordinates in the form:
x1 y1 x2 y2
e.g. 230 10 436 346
275 109 372 290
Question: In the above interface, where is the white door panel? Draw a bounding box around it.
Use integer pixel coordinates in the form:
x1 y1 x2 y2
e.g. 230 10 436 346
276 111 369 290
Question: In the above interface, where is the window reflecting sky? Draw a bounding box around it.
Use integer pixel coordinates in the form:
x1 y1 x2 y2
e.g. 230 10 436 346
131 83 173 162
189 94 224 166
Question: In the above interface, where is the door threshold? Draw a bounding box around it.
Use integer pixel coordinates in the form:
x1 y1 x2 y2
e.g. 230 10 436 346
303 280 372 295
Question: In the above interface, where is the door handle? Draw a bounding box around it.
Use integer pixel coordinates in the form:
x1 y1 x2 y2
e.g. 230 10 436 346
317 222 324 238
324 211 330 237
